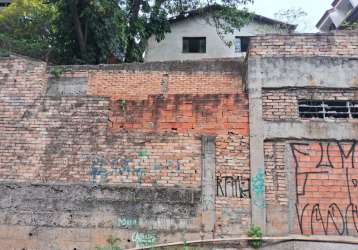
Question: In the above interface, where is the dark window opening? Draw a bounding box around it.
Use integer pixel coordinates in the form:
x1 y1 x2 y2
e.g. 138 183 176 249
351 101 358 119
298 100 358 119
183 37 206 53
235 36 250 52
298 100 324 118
325 101 349 118
0 3 10 7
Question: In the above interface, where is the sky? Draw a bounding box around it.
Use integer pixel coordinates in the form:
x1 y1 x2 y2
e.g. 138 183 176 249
246 0 333 32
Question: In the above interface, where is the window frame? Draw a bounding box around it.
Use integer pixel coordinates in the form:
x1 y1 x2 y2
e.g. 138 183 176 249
234 36 251 53
182 37 206 54
298 99 358 119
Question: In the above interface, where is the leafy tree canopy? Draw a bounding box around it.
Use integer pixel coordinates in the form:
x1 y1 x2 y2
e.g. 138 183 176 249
340 21 358 30
0 0 254 64
49 0 127 64
0 0 56 59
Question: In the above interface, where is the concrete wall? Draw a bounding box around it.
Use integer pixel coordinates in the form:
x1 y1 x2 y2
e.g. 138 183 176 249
247 31 358 238
145 16 287 62
0 183 200 249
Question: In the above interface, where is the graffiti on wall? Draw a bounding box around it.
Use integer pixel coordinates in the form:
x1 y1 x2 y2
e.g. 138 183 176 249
89 152 181 185
216 176 250 198
116 216 193 231
118 217 138 228
252 169 266 208
131 232 156 248
291 141 358 235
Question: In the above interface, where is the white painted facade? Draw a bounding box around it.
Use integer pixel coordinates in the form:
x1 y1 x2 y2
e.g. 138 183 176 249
144 16 288 62
0 0 11 10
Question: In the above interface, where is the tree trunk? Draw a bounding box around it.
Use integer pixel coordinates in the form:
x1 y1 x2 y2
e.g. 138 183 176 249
72 0 87 59
125 0 142 62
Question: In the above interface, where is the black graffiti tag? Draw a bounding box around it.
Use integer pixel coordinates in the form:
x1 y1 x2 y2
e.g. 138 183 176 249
291 140 358 236
216 176 250 198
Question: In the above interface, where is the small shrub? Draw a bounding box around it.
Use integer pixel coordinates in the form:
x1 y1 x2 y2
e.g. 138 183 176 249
49 67 64 79
247 226 263 249
183 240 197 250
119 99 126 112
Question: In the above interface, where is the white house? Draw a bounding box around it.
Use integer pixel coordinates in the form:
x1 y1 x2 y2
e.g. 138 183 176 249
0 0 11 10
316 0 358 31
144 6 296 62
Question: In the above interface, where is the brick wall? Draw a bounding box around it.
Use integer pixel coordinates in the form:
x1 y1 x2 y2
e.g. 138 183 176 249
264 142 288 207
263 141 289 235
215 198 251 236
88 61 251 238
0 58 235 188
0 96 109 183
249 31 358 58
88 133 202 188
261 84 358 236
291 141 358 236
255 31 358 237
0 55 250 248
262 88 358 121
85 62 251 238
215 134 250 236
262 87 358 236
3 31 358 247
0 56 49 181
264 140 358 236
88 70 242 100
109 94 248 135
51 60 244 100
1 57 250 186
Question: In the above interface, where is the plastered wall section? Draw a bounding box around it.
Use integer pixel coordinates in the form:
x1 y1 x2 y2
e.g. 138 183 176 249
144 15 289 62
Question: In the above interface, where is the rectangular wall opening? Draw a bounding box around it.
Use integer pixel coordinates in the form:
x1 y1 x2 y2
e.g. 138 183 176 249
298 100 358 119
183 37 206 53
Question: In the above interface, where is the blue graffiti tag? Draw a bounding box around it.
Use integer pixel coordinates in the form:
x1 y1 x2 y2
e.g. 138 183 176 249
252 169 266 208
89 156 108 185
151 159 180 172
153 160 161 171
112 159 132 175
117 217 138 228
89 153 182 185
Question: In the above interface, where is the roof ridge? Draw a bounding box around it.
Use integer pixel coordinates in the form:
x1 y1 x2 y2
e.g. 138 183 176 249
168 4 296 31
